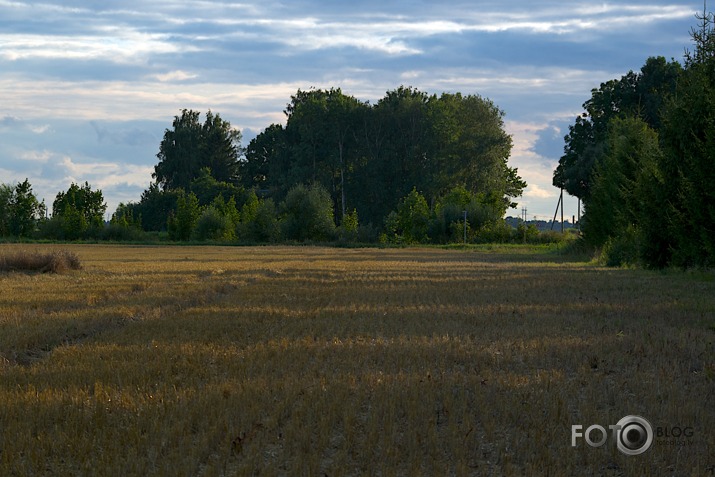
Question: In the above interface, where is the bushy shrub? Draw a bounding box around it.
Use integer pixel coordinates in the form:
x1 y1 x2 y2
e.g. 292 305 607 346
338 209 359 242
281 184 336 242
513 222 540 243
357 223 380 243
168 191 200 241
194 206 233 241
35 210 96 241
35 217 63 240
383 188 430 244
60 205 89 240
599 225 641 267
531 230 569 245
253 199 282 242
236 197 281 243
100 223 147 242
475 221 513 243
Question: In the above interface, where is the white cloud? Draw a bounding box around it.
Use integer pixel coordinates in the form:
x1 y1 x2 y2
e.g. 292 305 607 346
0 29 192 63
59 156 152 188
20 150 52 163
0 0 698 218
459 4 694 35
152 70 199 82
284 33 420 55
29 124 50 134
524 184 557 200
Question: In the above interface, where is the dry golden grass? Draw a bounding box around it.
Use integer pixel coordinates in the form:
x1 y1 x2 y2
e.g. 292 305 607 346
0 244 713 476
0 249 81 274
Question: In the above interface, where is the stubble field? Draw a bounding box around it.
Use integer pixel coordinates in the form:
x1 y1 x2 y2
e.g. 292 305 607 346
0 244 713 476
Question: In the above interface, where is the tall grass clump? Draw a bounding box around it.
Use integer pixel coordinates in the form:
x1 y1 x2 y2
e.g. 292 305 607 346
0 249 82 273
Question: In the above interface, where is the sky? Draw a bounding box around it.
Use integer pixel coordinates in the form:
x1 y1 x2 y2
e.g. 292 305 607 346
0 1 701 222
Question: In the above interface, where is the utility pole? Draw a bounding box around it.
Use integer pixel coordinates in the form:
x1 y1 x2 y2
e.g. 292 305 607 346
463 210 467 244
560 188 564 233
550 192 562 231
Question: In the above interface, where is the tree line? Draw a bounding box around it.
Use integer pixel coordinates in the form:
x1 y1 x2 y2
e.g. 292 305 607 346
2 86 533 244
554 7 715 268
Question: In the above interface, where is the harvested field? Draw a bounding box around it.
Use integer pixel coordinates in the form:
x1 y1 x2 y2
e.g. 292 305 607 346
0 244 713 476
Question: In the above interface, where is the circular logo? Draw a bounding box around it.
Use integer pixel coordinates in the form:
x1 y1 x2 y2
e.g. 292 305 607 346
615 415 653 455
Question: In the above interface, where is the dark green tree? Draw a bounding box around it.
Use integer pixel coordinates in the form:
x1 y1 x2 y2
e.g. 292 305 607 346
110 202 142 229
201 111 243 184
241 123 288 193
244 86 523 232
190 167 246 207
429 93 522 207
194 206 233 241
103 202 145 241
154 110 242 191
236 191 281 242
562 7 714 268
553 57 682 199
57 204 88 241
281 89 333 188
8 179 45 237
428 185 506 243
251 199 281 243
131 183 181 232
383 188 431 244
52 182 107 233
658 7 715 267
281 88 369 220
0 183 14 236
323 89 366 221
280 183 336 242
375 87 432 210
167 190 201 241
583 117 664 265
154 109 202 191
193 194 239 241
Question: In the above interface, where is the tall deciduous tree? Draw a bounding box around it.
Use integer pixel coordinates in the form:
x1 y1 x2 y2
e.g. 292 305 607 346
560 7 715 268
553 57 681 200
0 183 14 236
127 183 181 232
52 182 106 231
154 110 242 191
7 179 45 237
240 123 288 193
244 86 523 230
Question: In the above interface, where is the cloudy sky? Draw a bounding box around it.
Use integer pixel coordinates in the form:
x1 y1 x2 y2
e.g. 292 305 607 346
0 1 700 221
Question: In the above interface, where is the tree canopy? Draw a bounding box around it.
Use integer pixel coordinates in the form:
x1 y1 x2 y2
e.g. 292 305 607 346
1 88 530 245
561 6 715 268
0 180 46 237
153 110 242 191
553 56 681 200
242 87 525 228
